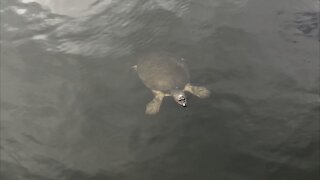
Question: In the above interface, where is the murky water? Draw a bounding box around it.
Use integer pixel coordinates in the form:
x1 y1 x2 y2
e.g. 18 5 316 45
1 0 319 179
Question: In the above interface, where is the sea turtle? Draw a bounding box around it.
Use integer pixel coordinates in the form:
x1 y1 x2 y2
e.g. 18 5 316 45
133 52 210 115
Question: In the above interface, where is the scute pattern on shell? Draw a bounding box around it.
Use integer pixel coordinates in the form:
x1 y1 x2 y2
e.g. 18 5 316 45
136 52 190 92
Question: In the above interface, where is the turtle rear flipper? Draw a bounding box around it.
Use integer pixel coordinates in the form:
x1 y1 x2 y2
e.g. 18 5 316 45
185 83 210 98
146 90 165 114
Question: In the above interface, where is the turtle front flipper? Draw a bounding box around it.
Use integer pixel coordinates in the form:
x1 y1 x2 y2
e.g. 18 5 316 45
184 83 210 98
131 65 138 71
145 90 165 115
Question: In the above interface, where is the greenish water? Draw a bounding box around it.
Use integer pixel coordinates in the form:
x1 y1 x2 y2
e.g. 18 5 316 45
1 0 319 179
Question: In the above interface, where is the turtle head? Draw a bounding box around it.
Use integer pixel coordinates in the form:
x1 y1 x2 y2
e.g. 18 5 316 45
171 90 187 107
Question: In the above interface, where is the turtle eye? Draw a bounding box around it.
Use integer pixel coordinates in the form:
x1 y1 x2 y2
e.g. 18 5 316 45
178 96 185 101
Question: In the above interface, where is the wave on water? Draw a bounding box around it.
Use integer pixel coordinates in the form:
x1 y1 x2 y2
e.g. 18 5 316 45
2 0 251 58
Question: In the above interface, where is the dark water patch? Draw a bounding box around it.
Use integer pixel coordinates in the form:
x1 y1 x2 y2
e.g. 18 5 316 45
294 12 319 37
0 160 52 180
277 9 319 42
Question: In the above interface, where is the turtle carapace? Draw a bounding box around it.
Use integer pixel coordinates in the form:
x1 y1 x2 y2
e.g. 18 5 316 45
134 52 210 115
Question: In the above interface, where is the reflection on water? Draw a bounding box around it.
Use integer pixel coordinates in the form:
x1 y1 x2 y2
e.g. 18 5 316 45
1 0 319 179
20 0 98 17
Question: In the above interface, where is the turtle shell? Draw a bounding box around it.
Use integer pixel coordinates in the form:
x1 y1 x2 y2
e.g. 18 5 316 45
136 52 190 92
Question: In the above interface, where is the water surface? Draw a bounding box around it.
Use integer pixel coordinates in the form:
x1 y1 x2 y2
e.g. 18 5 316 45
1 0 319 179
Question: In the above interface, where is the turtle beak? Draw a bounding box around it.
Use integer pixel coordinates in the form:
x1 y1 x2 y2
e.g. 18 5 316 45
182 102 187 107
